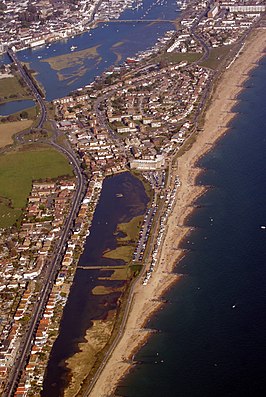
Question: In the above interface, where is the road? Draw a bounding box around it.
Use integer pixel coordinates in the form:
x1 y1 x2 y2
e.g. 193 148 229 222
190 1 213 63
4 155 85 396
4 50 87 397
7 48 47 129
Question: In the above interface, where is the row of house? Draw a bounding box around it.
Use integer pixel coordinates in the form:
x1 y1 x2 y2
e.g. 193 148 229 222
0 179 75 393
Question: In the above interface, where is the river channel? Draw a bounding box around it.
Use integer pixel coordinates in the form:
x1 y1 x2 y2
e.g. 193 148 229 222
38 1 178 394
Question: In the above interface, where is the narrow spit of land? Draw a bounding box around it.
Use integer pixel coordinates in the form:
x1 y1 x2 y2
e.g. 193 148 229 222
88 27 266 397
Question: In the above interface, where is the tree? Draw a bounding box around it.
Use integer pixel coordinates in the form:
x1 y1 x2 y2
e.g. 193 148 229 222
20 110 28 119
7 114 17 122
7 114 18 122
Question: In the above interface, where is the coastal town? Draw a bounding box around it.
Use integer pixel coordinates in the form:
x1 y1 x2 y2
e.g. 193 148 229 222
0 0 265 53
0 0 141 53
53 62 211 171
0 0 265 396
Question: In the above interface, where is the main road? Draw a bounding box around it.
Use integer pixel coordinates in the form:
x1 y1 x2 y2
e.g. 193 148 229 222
7 48 47 129
4 50 87 397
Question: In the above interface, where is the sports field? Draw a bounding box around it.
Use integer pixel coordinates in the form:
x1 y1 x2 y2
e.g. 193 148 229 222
0 145 73 227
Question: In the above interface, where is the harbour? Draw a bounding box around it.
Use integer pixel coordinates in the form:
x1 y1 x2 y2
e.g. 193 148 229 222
8 0 180 101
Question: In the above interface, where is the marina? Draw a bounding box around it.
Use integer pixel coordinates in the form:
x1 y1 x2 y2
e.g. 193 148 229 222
1 0 180 101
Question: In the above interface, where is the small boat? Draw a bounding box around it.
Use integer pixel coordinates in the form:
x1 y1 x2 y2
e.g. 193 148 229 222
70 45 77 51
116 193 123 198
261 225 266 229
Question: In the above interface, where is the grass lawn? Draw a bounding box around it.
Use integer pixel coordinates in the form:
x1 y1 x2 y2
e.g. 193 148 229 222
9 105 38 121
103 245 134 262
116 215 143 243
0 145 73 228
0 76 29 101
0 120 33 148
155 52 202 65
98 267 129 281
0 197 21 228
200 46 232 69
92 285 124 295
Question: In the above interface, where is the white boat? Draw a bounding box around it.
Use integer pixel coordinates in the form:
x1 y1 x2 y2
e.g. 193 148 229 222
70 45 77 51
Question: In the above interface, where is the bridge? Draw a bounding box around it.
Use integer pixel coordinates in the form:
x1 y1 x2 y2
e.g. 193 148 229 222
77 265 123 270
98 18 176 24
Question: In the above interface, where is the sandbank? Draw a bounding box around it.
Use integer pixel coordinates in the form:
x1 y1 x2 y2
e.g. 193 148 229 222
41 45 101 71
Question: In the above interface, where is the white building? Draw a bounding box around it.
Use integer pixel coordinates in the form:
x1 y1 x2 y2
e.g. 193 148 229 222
130 155 165 170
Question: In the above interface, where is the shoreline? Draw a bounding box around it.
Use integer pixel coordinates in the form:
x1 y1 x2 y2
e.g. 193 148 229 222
88 27 266 397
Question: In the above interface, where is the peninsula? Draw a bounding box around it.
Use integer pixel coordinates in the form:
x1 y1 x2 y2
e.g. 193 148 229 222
0 0 265 396
87 27 266 397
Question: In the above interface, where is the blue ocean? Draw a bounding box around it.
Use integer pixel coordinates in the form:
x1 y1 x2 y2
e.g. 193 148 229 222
116 57 266 397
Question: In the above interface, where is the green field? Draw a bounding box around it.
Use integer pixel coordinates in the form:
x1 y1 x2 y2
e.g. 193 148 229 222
200 46 232 69
0 76 30 102
116 215 143 243
0 145 73 228
101 214 144 265
103 245 134 262
0 120 33 148
155 52 202 65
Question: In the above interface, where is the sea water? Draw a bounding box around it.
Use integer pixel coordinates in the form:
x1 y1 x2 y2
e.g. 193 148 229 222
117 57 266 397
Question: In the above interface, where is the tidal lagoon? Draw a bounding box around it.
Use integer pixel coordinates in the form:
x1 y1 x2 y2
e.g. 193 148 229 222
42 172 149 396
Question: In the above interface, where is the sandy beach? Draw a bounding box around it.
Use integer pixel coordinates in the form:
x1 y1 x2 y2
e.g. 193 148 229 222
89 28 266 397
